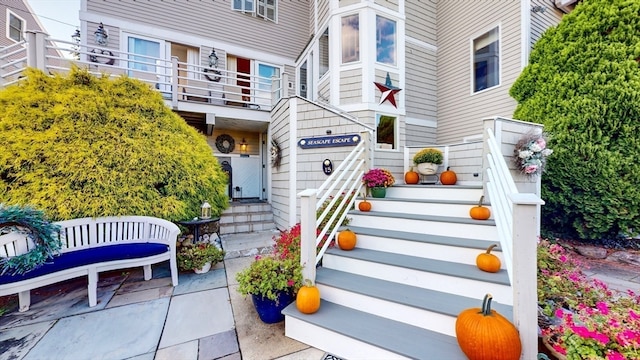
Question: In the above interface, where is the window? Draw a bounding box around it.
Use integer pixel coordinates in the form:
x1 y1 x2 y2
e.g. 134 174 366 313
257 63 281 104
127 37 161 74
473 27 500 92
376 114 396 150
342 14 359 63
233 0 276 22
319 28 329 78
8 12 24 42
376 16 396 65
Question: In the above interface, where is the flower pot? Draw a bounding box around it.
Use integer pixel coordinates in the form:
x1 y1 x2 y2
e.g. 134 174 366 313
251 292 295 323
370 187 386 198
194 262 212 274
416 162 439 175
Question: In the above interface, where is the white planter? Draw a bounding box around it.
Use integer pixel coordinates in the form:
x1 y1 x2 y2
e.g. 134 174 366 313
416 162 439 175
194 262 212 274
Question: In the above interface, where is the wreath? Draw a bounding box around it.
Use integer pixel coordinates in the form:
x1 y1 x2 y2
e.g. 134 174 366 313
271 139 281 168
215 134 235 154
89 49 116 66
204 68 221 82
0 205 62 276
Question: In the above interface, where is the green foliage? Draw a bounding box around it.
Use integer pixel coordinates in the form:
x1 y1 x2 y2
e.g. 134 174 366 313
510 0 640 241
0 67 228 221
413 148 443 165
235 256 302 302
177 242 225 271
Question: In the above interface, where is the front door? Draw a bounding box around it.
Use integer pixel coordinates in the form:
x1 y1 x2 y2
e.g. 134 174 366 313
232 156 261 200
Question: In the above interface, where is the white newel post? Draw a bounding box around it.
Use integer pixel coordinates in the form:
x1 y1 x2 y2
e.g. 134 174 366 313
298 189 317 284
26 31 47 71
510 193 544 360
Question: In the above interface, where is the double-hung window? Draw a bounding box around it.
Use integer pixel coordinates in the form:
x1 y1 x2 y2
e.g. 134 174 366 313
8 12 24 42
376 15 396 66
473 27 500 92
233 0 276 22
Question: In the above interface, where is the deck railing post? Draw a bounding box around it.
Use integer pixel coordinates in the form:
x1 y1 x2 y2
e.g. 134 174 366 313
510 193 544 360
26 31 47 71
299 189 317 283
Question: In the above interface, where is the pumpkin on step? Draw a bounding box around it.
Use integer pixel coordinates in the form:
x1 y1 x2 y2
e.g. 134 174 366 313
470 196 491 220
476 244 501 273
404 167 420 184
440 167 457 185
337 229 357 250
358 200 372 212
296 280 321 314
455 294 522 360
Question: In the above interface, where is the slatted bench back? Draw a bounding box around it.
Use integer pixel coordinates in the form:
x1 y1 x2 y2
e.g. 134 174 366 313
0 232 37 258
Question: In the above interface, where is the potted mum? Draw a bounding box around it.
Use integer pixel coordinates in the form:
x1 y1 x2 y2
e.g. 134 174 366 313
413 148 443 175
362 168 395 198
236 224 303 323
177 241 225 273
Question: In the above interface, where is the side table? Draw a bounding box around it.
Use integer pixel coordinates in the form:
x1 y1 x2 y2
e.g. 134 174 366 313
177 217 222 248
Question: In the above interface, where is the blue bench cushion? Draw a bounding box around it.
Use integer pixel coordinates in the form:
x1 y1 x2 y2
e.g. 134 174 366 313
0 243 169 285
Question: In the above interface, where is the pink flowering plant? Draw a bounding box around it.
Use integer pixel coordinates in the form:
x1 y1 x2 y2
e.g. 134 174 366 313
538 239 640 359
362 168 395 188
513 132 553 176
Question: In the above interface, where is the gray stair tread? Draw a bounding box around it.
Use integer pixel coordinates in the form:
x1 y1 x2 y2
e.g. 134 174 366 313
392 184 482 189
352 211 496 226
360 197 491 206
341 226 501 251
316 268 513 321
326 248 511 286
283 300 466 359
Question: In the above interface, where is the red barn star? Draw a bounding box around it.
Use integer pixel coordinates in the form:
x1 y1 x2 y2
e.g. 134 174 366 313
374 72 402 108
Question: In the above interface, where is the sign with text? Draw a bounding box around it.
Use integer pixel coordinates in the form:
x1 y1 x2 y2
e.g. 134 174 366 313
298 134 361 149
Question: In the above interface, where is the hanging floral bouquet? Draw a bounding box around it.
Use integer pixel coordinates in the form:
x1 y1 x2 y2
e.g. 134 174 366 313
513 132 553 176
362 168 395 188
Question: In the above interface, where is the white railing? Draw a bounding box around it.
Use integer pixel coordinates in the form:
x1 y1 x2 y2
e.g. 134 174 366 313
1 32 281 110
484 125 544 360
299 131 372 282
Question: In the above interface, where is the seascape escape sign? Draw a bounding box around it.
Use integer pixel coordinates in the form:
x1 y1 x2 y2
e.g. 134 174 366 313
298 134 361 149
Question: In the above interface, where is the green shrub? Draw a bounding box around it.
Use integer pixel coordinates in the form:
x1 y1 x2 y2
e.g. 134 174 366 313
0 67 228 221
510 0 640 241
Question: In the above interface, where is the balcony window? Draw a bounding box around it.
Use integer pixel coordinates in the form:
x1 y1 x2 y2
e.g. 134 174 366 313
8 12 24 42
376 15 396 66
473 27 500 92
342 14 359 64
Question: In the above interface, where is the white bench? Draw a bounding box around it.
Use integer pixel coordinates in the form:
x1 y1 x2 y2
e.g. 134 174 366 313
0 216 180 312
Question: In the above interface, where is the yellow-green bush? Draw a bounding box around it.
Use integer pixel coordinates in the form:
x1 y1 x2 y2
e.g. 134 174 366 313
0 67 228 221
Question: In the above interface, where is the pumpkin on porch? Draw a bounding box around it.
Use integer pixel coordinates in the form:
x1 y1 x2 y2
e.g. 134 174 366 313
440 167 457 185
358 200 372 212
470 196 491 220
476 244 501 273
404 167 420 184
455 294 522 360
296 280 321 314
337 229 357 250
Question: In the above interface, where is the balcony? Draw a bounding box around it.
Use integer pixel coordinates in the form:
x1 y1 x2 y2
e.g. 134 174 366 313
0 32 283 120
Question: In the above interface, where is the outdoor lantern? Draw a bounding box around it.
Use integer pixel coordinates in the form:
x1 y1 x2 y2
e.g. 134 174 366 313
240 138 247 153
200 201 211 219
94 22 108 46
208 49 219 68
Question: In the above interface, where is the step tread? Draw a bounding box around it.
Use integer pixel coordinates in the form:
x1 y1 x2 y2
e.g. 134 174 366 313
350 211 496 226
316 268 513 321
359 197 492 206
392 184 482 189
341 226 502 251
283 300 467 359
325 248 511 286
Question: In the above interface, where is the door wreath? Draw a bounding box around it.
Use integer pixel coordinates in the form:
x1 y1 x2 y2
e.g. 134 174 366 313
215 134 235 153
89 49 116 66
204 68 221 82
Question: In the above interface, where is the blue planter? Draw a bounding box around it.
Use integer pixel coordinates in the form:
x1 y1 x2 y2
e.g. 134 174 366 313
251 292 295 323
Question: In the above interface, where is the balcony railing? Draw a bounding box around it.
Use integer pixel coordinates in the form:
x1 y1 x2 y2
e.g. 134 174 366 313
0 31 282 111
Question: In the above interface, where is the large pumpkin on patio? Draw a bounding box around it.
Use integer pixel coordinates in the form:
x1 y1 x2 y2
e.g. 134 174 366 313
455 294 521 360
404 168 420 184
470 196 491 220
476 244 501 273
296 281 321 314
337 229 357 250
440 167 457 185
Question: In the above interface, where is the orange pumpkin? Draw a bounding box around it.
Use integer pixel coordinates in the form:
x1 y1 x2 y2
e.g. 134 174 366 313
358 200 372 212
476 244 501 273
296 281 321 314
440 167 457 185
405 168 420 184
455 294 522 360
337 229 357 250
470 196 491 220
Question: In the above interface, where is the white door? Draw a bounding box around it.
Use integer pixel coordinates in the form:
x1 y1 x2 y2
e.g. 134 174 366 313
231 157 261 199
255 62 281 109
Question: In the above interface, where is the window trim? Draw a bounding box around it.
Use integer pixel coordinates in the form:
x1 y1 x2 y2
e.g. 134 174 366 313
7 10 25 43
257 0 277 23
470 24 502 94
375 113 398 151
341 13 360 64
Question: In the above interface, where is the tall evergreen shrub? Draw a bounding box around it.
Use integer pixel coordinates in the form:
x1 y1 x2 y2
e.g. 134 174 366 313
510 0 640 241
0 67 228 221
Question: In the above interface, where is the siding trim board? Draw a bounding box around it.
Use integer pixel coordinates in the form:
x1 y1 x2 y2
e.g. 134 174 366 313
405 36 437 53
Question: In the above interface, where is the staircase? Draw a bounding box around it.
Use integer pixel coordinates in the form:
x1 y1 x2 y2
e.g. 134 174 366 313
220 201 276 234
283 184 514 359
